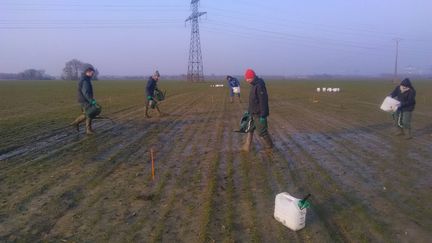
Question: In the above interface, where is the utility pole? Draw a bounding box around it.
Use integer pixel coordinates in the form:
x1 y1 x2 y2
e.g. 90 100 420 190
186 0 206 82
393 38 401 83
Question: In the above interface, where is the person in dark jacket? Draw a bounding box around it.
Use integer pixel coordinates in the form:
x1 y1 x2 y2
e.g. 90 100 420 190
242 68 273 151
226 75 241 103
145 70 162 118
390 78 416 139
70 65 97 135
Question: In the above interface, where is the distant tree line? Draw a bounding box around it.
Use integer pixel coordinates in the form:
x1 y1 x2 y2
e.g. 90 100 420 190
0 58 99 81
0 69 54 80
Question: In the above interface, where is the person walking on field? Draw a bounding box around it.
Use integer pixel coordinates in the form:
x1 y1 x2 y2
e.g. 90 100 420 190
226 75 241 103
145 71 163 118
242 68 274 151
390 78 416 139
71 65 97 135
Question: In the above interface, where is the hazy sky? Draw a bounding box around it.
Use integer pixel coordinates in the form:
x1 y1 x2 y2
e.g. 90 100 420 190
1 0 431 76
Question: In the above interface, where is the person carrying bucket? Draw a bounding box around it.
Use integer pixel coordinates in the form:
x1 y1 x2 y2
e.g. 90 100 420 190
226 75 241 103
389 78 416 139
242 69 274 151
145 70 163 118
70 65 98 135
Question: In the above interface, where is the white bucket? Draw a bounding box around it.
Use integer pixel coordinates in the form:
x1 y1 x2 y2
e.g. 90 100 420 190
317 88 321 92
233 87 241 94
274 193 307 231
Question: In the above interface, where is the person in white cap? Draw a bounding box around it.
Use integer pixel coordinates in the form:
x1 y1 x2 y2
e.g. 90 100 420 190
226 75 241 103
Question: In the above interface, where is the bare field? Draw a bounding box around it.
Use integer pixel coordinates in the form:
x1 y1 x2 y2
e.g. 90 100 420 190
1 80 432 242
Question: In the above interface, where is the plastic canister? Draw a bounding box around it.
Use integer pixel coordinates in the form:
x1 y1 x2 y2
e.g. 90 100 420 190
274 192 307 231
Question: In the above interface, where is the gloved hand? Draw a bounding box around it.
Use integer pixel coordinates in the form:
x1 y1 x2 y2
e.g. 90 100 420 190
90 99 97 105
147 96 153 101
259 117 267 124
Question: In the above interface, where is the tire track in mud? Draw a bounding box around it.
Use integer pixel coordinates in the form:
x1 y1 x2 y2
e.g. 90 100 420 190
43 93 207 241
208 101 259 243
0 90 193 162
116 94 222 242
279 100 432 234
196 96 227 242
144 102 223 242
275 100 431 192
0 90 196 163
234 97 318 241
270 102 429 241
269 128 369 242
0 93 197 203
53 117 197 241
148 90 233 242
0 104 142 161
0 91 197 182
267 104 385 241
220 103 302 242
258 146 335 243
2 118 175 241
296 113 432 240
0 92 205 240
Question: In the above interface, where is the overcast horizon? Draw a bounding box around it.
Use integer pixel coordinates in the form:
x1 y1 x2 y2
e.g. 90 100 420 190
1 0 431 76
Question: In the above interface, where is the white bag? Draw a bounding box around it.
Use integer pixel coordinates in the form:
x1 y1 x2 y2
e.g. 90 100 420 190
232 87 240 94
380 96 400 112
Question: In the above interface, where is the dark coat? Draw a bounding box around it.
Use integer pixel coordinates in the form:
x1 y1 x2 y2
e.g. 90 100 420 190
248 77 269 117
78 74 94 105
146 76 158 98
227 77 240 88
390 79 416 112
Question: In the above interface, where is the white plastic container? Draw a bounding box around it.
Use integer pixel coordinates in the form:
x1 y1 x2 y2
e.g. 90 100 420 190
380 96 400 112
274 193 307 231
316 88 321 92
232 87 241 94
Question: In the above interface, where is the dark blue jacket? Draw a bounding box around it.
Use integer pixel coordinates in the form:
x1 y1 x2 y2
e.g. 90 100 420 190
390 79 416 112
248 77 269 117
78 74 94 105
146 76 158 98
227 77 240 88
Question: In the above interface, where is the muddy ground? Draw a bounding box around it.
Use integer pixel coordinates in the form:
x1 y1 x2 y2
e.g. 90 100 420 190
1 80 431 242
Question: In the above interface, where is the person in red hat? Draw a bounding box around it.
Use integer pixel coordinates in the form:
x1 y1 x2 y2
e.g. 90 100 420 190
242 68 273 151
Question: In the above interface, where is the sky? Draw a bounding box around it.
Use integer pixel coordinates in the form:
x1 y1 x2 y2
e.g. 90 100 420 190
1 0 431 76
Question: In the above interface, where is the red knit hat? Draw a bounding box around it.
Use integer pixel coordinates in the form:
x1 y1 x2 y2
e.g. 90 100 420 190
244 68 256 80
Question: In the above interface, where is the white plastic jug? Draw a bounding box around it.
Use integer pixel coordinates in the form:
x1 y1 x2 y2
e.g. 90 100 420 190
274 192 307 231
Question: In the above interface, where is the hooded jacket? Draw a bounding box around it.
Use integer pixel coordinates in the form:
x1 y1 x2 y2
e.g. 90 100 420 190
227 77 240 88
146 76 159 98
390 78 416 112
77 74 94 105
248 77 269 117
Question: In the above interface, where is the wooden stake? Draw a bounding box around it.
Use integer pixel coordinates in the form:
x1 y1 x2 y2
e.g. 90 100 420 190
151 148 155 180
